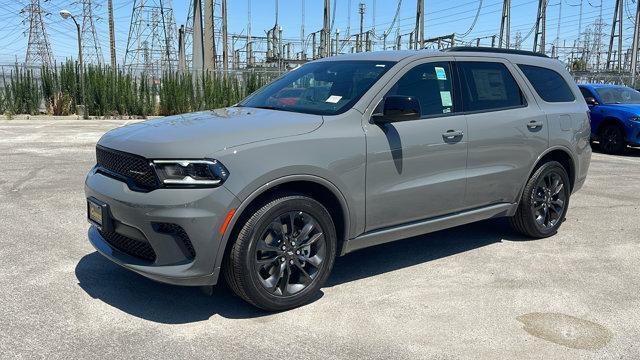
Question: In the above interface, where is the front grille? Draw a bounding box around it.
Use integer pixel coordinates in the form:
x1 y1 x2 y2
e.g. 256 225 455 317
153 223 196 260
99 229 157 262
96 145 159 191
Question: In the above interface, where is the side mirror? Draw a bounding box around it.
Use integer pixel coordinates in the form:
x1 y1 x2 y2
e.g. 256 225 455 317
372 95 421 124
584 97 598 106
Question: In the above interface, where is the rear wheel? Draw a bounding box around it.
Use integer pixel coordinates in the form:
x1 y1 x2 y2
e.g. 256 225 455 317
599 124 626 154
510 161 571 238
224 194 336 311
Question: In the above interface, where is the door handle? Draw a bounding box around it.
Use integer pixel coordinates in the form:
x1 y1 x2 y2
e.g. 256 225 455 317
527 120 544 129
442 130 464 141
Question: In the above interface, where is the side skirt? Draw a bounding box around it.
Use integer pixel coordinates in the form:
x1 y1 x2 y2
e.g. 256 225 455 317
341 203 517 255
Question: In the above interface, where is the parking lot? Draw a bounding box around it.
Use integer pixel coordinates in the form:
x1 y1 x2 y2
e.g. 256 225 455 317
0 119 639 359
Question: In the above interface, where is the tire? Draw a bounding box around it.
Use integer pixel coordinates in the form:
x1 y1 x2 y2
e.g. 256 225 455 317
599 123 626 154
510 161 571 238
223 194 337 311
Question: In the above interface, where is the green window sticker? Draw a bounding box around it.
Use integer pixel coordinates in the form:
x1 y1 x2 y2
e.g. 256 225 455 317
440 91 453 107
435 67 447 80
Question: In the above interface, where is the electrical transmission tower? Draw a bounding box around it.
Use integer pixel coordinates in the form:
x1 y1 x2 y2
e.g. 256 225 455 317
78 0 104 65
606 0 623 70
533 0 547 54
22 0 54 68
124 0 179 76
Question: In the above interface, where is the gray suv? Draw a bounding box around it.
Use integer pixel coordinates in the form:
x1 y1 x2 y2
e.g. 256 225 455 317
85 48 591 311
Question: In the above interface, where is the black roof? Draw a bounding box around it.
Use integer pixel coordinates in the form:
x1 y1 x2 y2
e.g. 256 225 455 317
443 46 549 58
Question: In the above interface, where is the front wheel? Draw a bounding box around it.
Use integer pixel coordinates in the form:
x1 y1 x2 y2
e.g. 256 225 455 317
599 124 626 154
223 194 337 311
510 161 571 238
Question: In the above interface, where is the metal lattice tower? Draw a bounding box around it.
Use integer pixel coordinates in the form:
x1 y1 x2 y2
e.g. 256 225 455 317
77 0 104 65
124 0 179 76
22 0 54 68
533 0 547 54
606 0 623 70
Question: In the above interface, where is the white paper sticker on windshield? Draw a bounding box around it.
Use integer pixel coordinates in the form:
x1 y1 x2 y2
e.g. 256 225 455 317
326 95 342 103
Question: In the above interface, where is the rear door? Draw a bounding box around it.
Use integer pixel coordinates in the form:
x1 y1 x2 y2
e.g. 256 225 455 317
364 58 468 231
454 57 549 208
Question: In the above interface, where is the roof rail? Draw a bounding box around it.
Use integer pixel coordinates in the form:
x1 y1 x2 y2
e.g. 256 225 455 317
443 46 549 58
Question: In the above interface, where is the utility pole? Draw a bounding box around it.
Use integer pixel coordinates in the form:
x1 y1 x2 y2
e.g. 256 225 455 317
533 0 547 54
322 0 331 57
498 0 511 48
108 0 116 68
204 0 216 70
178 25 186 70
221 0 228 70
23 0 54 68
192 0 205 71
358 2 365 52
631 0 640 86
415 0 424 49
607 0 623 70
79 0 104 65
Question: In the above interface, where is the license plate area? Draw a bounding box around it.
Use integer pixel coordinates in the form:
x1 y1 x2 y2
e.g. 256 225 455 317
87 197 113 232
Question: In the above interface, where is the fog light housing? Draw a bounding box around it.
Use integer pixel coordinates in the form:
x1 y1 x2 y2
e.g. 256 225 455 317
152 160 229 187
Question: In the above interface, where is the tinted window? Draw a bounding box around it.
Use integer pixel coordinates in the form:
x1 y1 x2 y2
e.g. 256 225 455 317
594 87 640 104
239 61 395 115
518 64 575 102
579 87 595 100
385 62 456 117
458 62 525 112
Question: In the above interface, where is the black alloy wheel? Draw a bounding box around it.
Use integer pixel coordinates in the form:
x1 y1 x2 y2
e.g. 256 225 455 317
510 161 571 238
253 211 327 297
224 194 336 311
599 124 625 154
531 171 567 230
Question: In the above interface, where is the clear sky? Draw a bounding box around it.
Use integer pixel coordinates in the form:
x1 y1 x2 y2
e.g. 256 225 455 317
0 0 621 65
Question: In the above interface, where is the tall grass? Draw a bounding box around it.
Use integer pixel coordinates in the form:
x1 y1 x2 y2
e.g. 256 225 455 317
2 61 277 117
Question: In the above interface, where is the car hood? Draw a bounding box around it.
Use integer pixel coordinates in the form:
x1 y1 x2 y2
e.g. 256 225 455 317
601 103 640 115
98 107 323 158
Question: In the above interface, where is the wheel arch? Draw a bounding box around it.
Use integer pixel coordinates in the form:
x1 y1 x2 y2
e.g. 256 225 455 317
213 175 351 278
519 147 577 201
596 116 625 135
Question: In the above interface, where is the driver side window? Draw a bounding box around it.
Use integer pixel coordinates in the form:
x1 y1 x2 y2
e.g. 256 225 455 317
385 62 456 117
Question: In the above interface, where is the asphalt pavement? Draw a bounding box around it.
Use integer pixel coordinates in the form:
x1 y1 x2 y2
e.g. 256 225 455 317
0 119 639 359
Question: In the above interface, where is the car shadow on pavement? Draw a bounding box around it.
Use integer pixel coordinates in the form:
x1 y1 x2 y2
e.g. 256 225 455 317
592 144 640 157
327 217 526 286
75 218 526 323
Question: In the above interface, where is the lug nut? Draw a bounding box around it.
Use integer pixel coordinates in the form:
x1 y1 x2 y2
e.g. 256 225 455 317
291 241 296 246
296 250 300 255
281 245 287 251
280 257 285 262
289 260 294 265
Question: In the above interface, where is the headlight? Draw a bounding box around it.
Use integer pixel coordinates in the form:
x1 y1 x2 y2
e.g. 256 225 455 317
151 159 229 187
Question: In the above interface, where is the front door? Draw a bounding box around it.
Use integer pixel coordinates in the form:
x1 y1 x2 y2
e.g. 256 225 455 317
364 59 468 232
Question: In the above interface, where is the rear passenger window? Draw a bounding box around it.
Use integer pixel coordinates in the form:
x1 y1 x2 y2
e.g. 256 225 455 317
518 64 575 102
385 62 456 117
458 62 525 112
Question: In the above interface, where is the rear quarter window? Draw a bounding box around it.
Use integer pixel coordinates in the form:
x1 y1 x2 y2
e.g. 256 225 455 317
518 64 575 103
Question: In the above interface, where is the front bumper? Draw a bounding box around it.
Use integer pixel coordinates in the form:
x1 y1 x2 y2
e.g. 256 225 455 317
85 168 239 286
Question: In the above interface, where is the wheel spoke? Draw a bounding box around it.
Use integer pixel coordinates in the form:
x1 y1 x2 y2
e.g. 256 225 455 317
297 222 314 242
269 221 286 237
256 239 280 253
552 182 564 196
294 261 313 285
278 264 291 296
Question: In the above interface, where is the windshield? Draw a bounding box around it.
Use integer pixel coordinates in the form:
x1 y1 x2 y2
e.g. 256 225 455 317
239 61 396 115
594 87 640 104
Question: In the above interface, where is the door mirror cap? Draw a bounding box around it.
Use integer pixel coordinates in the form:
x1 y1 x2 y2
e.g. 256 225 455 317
584 97 598 106
372 95 422 124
